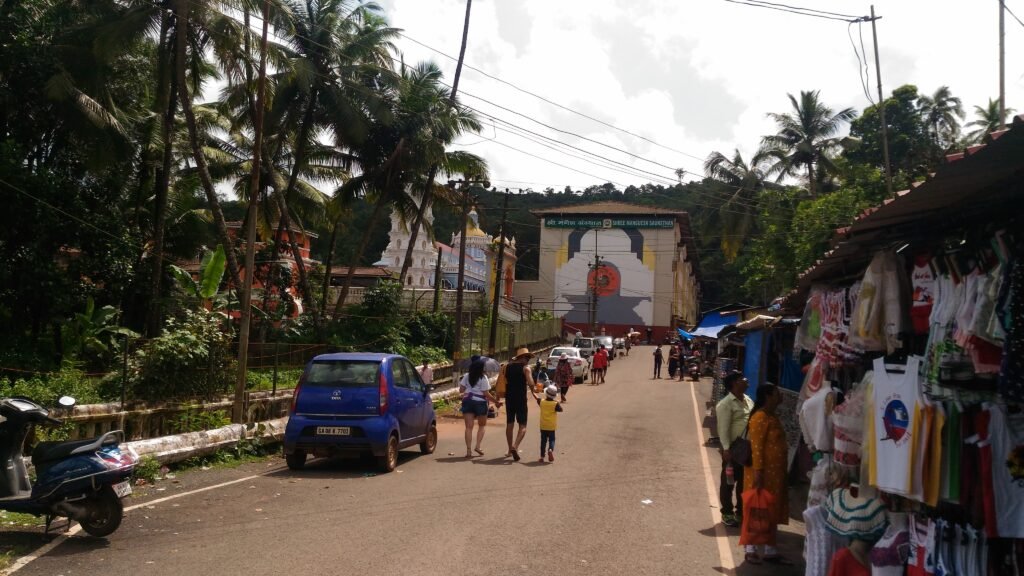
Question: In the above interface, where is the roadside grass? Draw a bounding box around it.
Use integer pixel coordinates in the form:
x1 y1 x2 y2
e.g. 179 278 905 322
0 512 47 572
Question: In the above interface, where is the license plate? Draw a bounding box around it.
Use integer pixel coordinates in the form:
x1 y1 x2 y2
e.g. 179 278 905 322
316 426 350 436
112 480 132 498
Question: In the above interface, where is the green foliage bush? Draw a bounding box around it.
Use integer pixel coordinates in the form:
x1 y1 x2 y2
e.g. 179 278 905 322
2 367 104 406
169 409 231 434
395 345 448 365
123 310 236 401
405 311 454 353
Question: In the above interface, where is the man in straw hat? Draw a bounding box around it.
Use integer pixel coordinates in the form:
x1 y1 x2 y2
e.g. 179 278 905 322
503 347 540 461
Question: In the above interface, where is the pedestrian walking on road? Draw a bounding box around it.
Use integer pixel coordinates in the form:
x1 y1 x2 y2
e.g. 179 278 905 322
418 361 433 387
624 333 631 356
554 353 574 402
503 347 540 461
459 359 499 458
667 345 679 379
536 385 564 463
743 384 791 565
652 345 663 378
592 346 609 384
715 371 753 528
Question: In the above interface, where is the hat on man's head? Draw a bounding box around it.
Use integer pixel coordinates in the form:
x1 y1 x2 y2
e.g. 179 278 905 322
514 347 533 360
559 353 568 361
544 385 558 399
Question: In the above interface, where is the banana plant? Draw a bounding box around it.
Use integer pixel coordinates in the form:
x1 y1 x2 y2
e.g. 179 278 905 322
61 297 139 365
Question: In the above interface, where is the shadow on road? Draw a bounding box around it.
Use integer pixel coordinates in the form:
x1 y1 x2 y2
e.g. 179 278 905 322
264 451 429 479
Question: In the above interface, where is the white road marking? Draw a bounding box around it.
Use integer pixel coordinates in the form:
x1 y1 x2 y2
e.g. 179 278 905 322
688 382 736 574
7 472 273 573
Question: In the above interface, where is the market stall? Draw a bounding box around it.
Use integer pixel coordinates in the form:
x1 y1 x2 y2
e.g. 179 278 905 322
783 115 1024 575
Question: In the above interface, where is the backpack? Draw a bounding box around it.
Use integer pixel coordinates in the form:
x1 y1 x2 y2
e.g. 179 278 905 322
495 362 508 398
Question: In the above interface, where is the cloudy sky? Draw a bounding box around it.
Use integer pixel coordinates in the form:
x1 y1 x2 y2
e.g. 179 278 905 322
375 0 1024 191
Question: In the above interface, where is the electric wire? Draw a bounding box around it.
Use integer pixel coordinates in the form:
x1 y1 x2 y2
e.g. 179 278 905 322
721 0 858 22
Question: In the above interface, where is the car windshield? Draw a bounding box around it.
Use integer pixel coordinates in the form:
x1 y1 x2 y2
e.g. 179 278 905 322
595 337 613 345
576 338 594 348
550 348 578 357
305 360 380 387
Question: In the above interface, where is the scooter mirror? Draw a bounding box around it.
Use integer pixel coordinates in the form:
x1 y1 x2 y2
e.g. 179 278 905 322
57 396 76 408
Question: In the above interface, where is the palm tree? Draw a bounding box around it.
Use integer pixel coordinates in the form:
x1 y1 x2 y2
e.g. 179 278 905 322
396 0 476 287
703 149 777 262
394 62 487 285
965 98 1016 144
918 86 964 151
760 90 856 197
255 0 398 329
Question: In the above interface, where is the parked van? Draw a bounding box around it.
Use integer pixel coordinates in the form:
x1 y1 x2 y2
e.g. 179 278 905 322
573 336 597 359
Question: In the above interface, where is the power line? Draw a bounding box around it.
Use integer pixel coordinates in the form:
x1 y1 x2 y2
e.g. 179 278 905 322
1004 0 1024 30
396 32 707 163
722 0 857 22
733 0 860 19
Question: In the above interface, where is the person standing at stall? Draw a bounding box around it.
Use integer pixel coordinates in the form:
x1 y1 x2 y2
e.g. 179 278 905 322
743 384 791 565
715 372 753 527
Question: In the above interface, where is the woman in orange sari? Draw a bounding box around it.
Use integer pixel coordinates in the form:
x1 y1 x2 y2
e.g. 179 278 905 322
743 384 791 565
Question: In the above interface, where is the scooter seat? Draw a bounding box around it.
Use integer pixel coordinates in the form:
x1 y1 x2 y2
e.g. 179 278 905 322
32 438 101 467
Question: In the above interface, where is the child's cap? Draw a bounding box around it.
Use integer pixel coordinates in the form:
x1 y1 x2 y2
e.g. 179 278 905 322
544 385 558 399
559 353 568 360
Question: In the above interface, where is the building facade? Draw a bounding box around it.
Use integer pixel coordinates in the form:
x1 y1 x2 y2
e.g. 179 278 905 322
514 201 700 341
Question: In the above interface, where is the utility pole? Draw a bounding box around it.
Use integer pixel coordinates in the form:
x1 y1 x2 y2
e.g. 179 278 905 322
432 244 443 313
999 0 1006 122
451 177 488 369
487 189 511 356
868 6 894 197
589 254 602 337
233 0 270 424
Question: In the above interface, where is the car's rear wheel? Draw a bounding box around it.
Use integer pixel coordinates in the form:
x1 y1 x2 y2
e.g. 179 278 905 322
286 449 307 470
378 434 399 472
420 423 437 454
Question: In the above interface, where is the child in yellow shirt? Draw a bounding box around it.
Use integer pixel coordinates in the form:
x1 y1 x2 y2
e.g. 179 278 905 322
536 385 564 462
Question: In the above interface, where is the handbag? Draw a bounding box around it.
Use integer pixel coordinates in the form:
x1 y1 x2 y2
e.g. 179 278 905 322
730 423 753 467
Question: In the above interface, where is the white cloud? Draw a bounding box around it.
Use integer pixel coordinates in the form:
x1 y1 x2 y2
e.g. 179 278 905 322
379 0 1024 191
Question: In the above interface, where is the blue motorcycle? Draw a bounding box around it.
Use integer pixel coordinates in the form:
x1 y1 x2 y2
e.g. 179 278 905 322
0 396 137 537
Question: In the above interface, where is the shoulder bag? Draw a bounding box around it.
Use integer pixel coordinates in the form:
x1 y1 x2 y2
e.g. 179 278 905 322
730 422 753 467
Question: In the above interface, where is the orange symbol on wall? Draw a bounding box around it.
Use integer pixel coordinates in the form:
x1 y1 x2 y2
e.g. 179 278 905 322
588 263 620 297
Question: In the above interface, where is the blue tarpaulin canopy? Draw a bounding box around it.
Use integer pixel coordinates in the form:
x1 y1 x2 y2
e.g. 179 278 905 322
688 312 739 338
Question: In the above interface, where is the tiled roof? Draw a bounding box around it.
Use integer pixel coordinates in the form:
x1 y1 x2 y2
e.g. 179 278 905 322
328 266 394 277
530 201 688 216
781 114 1024 312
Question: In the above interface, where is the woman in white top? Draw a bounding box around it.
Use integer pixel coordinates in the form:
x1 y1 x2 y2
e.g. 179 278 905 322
460 359 499 458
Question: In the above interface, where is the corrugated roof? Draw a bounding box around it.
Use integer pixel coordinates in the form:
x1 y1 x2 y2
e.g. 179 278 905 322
781 114 1024 312
530 201 688 216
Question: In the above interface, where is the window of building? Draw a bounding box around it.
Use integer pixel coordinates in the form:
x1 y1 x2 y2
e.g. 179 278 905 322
419 277 425 286
407 276 412 285
397 239 402 249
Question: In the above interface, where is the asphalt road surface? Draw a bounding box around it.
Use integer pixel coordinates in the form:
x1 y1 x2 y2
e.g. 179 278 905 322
8 347 805 576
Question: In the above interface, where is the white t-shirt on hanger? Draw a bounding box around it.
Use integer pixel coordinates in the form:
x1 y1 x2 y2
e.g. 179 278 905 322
871 355 922 496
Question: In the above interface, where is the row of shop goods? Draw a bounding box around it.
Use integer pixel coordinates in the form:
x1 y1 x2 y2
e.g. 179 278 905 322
794 232 1023 574
795 230 1022 404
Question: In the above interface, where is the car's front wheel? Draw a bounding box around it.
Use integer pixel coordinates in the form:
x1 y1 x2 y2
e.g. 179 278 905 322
378 434 399 472
420 423 437 454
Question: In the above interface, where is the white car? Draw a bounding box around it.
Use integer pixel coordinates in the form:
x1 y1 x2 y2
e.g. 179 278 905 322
546 347 589 383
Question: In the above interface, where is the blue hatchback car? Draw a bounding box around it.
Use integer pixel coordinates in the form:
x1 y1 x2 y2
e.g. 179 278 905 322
283 353 437 472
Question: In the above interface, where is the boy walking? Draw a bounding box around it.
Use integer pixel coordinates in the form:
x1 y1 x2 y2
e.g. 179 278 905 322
653 345 663 378
537 385 564 462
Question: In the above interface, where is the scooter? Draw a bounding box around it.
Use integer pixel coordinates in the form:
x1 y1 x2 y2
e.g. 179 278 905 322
0 396 137 537
686 358 701 381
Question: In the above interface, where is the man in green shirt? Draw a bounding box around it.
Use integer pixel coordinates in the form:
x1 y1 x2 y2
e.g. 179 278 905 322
715 371 753 527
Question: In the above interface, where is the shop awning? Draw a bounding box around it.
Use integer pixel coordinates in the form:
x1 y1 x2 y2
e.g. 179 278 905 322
689 312 739 338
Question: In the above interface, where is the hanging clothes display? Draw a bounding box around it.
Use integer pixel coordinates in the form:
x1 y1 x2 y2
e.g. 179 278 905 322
871 356 922 497
985 403 1024 538
849 251 910 354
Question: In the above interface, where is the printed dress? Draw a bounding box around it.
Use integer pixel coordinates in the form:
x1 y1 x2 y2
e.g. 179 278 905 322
744 411 790 525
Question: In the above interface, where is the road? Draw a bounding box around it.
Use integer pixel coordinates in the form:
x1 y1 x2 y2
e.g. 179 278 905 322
8 347 805 576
